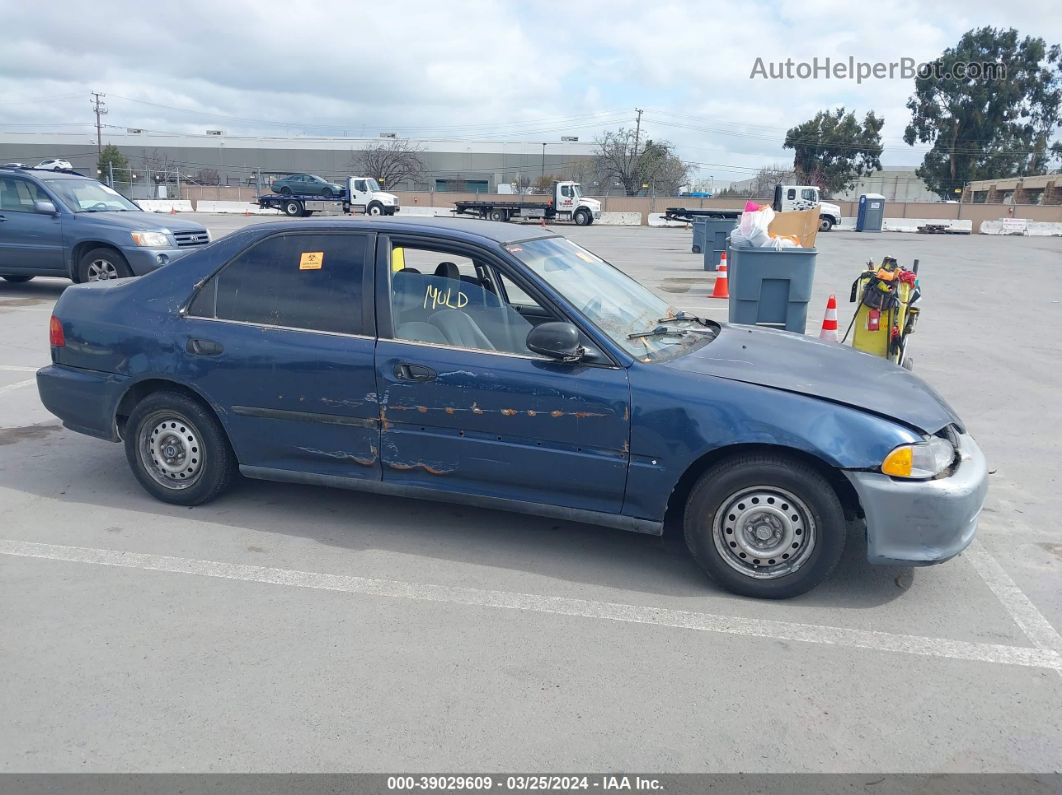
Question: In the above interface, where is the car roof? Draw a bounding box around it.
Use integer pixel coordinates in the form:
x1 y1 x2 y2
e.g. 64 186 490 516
247 216 558 245
0 167 89 180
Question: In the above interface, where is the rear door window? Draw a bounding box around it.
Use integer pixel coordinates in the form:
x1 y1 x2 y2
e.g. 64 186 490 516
189 232 370 334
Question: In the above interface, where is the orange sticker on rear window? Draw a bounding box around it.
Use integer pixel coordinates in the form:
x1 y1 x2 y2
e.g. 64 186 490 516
299 251 324 270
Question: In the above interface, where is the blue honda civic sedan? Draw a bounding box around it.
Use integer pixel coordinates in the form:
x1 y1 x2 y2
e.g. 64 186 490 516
36 217 988 598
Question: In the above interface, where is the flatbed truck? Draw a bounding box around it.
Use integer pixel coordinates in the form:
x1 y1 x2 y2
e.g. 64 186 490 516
257 176 400 218
454 181 601 225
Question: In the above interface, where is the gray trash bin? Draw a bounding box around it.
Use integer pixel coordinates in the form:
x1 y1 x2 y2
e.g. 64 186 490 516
691 217 708 253
728 247 817 333
701 217 739 271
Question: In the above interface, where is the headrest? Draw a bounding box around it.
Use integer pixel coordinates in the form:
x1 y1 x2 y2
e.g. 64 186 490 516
434 261 460 279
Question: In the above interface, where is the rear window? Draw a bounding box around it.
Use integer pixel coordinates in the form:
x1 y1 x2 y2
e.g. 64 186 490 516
189 232 369 334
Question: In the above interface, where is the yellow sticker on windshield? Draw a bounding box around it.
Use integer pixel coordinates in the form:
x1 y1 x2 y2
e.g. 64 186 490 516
574 251 596 263
299 251 324 270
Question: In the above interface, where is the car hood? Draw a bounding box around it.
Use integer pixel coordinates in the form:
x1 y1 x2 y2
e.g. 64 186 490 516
375 191 398 203
78 211 206 233
664 323 962 434
820 201 841 214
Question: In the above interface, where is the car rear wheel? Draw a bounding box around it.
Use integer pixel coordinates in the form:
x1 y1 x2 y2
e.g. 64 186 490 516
78 247 132 282
124 391 237 506
2 275 34 283
279 186 292 195
683 453 845 598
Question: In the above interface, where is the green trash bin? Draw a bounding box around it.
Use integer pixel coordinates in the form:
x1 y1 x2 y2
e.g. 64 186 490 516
702 217 739 271
728 247 817 333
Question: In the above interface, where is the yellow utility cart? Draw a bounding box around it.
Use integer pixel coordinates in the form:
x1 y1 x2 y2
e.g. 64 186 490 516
845 257 921 370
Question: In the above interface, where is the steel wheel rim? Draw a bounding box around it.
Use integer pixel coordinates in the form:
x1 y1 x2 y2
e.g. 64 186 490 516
368 205 382 215
138 411 204 490
86 259 119 281
285 202 300 215
712 485 816 579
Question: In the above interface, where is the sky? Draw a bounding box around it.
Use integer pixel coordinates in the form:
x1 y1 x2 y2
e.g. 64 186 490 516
1 0 1060 187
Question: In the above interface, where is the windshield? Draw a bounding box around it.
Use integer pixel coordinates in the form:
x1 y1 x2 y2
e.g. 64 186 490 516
44 179 139 213
505 237 715 361
366 178 381 192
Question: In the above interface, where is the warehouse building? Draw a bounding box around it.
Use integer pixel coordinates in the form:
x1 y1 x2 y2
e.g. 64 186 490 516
0 131 598 194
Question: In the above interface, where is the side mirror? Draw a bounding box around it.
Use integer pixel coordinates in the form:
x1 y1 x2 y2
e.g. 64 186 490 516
34 200 57 215
526 322 584 363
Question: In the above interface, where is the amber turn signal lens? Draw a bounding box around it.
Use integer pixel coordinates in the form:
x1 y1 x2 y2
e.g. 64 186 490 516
49 315 65 347
881 446 913 477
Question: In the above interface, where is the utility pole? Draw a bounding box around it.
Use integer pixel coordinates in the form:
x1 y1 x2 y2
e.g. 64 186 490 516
633 108 644 158
90 91 107 163
541 142 546 182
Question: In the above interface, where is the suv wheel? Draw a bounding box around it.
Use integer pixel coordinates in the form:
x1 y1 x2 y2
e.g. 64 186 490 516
124 391 237 506
683 453 846 598
78 247 132 282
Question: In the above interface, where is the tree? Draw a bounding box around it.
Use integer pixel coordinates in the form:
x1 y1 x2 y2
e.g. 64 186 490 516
533 174 563 193
351 139 426 190
783 108 884 197
593 128 690 196
905 27 1062 199
193 168 220 186
97 144 128 184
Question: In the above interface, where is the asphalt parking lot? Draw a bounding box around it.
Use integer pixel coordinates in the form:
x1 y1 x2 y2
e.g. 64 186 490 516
2 217 1061 772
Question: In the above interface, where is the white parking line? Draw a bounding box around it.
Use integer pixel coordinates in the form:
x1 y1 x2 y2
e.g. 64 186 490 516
0 378 35 396
0 365 40 373
2 538 1060 673
965 539 1062 677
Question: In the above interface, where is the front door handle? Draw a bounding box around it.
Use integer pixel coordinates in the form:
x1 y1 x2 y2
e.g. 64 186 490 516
186 337 223 356
394 363 437 382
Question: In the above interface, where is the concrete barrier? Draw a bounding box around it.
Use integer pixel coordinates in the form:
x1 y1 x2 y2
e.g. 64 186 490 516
599 211 642 226
881 218 972 234
648 213 689 228
195 200 280 215
136 199 193 213
980 219 1062 236
399 206 455 217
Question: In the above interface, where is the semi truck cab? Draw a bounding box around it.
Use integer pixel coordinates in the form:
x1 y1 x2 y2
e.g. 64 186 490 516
347 177 400 216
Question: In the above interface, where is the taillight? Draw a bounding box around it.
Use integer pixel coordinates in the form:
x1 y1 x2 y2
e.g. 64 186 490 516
49 315 65 347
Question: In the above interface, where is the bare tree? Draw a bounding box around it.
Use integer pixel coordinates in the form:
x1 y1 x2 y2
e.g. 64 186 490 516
593 128 690 196
193 168 220 186
514 174 532 193
350 139 426 190
533 174 563 193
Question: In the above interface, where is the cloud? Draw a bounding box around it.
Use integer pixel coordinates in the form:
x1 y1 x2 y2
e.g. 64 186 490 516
1 0 1059 183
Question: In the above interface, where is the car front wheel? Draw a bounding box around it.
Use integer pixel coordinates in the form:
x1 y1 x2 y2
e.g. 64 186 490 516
683 453 846 598
124 391 237 506
78 247 132 282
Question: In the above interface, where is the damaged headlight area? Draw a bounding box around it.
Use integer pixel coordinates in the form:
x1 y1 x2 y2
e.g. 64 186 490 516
881 436 956 479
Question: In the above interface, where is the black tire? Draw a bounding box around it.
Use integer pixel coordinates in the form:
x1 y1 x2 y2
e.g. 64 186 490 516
78 247 132 282
2 275 34 283
574 209 591 226
366 202 384 216
683 453 846 598
818 216 834 232
279 186 292 195
124 390 237 506
323 188 335 198
489 208 507 222
283 200 303 217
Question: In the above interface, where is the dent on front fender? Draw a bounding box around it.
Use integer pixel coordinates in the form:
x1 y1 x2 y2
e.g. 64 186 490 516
622 370 921 521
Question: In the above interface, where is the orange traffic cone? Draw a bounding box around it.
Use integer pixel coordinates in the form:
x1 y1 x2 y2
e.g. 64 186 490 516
710 254 729 299
169 206 177 215
819 294 839 341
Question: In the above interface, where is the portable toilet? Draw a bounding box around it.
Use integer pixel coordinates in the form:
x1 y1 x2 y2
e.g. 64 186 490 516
856 193 886 232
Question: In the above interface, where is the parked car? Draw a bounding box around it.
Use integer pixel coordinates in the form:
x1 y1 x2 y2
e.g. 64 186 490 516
0 166 210 283
36 218 987 598
270 173 344 198
2 162 26 168
35 158 73 171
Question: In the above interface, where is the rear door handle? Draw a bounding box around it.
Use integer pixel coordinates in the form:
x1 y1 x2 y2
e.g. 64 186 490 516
186 338 223 356
394 363 436 382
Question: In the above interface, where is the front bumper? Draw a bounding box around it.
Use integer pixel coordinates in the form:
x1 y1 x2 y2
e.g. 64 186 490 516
124 246 196 276
844 433 988 565
37 364 128 441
